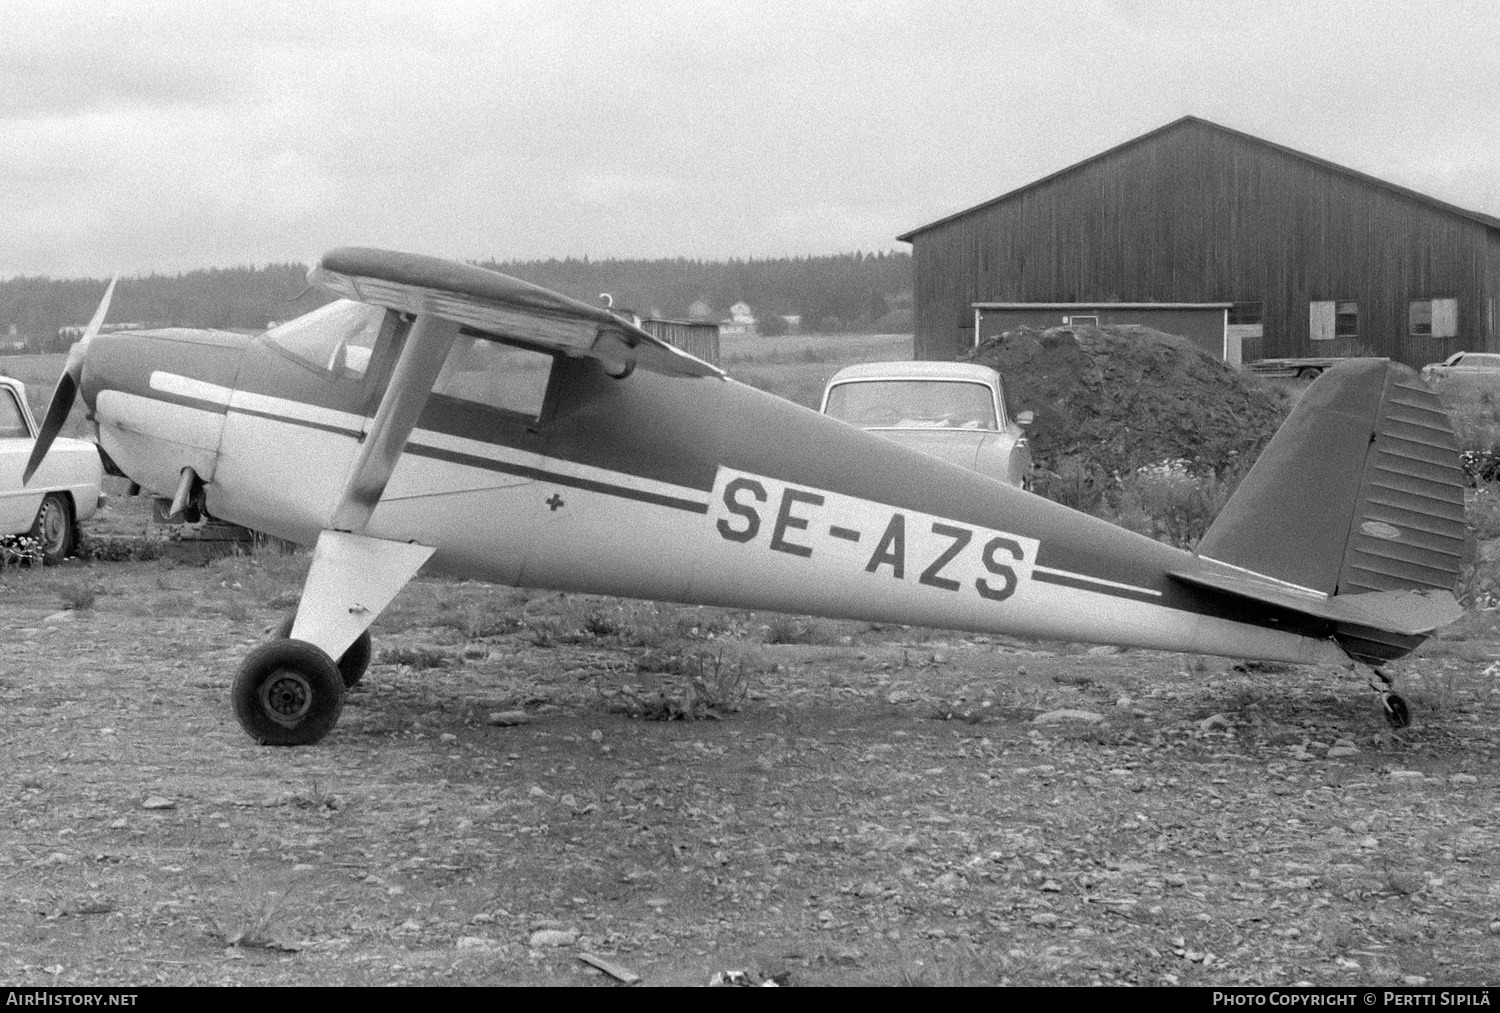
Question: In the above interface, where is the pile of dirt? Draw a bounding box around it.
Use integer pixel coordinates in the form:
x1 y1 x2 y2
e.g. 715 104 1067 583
968 324 1290 497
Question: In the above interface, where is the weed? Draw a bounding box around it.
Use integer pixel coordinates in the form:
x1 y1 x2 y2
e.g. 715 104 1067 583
611 649 753 720
676 612 731 639
77 530 167 562
0 534 43 569
206 890 299 950
689 649 751 713
1102 458 1241 549
583 609 624 638
523 619 560 648
765 614 823 644
376 645 451 669
56 579 99 611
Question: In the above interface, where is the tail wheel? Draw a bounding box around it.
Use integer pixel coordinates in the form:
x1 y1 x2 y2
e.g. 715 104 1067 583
1381 692 1412 729
233 639 345 746
30 493 75 565
275 613 372 688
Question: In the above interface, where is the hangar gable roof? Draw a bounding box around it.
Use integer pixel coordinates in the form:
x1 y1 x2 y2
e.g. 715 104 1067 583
896 116 1500 242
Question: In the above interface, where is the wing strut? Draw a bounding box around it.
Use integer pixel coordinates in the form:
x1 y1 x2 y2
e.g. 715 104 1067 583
331 312 460 532
289 311 456 660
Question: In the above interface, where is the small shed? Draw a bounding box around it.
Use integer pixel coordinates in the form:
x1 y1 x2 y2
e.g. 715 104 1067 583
974 301 1237 364
641 317 721 365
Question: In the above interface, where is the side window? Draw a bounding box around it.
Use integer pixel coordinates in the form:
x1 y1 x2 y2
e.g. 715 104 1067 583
432 337 553 420
0 388 28 439
1410 298 1458 338
1334 301 1359 338
1310 300 1358 340
265 299 388 378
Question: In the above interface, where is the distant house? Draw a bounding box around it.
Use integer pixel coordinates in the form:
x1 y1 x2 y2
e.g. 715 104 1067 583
721 301 757 337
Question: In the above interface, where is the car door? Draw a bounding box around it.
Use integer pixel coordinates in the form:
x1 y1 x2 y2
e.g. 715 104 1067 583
0 384 42 534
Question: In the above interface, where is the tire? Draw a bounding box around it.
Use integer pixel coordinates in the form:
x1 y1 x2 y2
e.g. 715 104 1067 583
232 639 345 746
29 493 75 565
275 613 372 688
1298 367 1323 381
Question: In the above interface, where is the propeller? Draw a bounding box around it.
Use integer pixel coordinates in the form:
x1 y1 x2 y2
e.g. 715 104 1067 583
24 277 117 485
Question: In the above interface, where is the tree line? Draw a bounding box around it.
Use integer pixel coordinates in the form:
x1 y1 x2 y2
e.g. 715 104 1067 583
0 252 913 353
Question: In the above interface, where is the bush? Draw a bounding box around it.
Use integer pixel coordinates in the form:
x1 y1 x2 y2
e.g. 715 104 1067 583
757 313 789 337
1101 458 1240 550
57 579 99 611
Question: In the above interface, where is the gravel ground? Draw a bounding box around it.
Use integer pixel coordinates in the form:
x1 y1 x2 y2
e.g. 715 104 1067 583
1 553 1497 986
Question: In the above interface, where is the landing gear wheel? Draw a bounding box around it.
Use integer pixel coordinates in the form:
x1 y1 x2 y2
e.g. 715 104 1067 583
29 493 75 565
1380 692 1411 729
233 639 345 746
275 613 372 688
1298 367 1323 382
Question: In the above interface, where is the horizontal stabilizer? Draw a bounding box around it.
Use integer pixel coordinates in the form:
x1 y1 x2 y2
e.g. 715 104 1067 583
1170 569 1464 637
310 247 723 379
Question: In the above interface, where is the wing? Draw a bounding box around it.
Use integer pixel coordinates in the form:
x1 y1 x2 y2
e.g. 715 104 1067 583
308 247 724 533
309 246 723 380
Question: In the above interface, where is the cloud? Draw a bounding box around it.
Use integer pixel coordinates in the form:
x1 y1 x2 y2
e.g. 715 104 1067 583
2 0 1499 277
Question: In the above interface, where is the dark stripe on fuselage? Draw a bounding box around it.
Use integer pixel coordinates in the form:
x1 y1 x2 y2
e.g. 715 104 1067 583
403 443 710 514
227 404 364 439
1031 569 1163 605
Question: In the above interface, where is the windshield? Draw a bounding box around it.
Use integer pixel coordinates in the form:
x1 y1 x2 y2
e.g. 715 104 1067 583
825 379 998 430
265 299 387 377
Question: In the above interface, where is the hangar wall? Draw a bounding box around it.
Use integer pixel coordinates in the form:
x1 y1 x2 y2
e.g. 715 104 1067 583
902 117 1500 369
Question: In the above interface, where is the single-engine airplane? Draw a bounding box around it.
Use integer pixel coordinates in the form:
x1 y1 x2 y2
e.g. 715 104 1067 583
26 249 1467 745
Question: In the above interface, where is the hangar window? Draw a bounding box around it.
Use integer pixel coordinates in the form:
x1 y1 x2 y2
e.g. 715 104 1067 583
1309 300 1359 341
432 337 553 421
1335 302 1359 338
1228 302 1262 326
1409 298 1458 338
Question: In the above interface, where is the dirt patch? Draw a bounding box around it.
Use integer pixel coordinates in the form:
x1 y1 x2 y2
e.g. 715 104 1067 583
967 326 1291 501
2 554 1498 986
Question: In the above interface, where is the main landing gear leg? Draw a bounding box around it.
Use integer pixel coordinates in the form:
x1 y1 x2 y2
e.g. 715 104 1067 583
232 531 434 746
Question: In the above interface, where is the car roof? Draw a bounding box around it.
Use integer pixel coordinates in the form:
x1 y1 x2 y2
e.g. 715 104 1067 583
827 361 1000 383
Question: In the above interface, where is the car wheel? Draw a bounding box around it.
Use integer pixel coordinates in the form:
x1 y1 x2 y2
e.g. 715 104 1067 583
29 493 75 565
275 613 373 688
232 639 345 746
1297 367 1323 382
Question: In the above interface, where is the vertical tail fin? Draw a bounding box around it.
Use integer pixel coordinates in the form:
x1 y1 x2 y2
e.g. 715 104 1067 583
1198 358 1466 599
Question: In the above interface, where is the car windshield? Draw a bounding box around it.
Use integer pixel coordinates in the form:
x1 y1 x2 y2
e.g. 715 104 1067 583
265 299 387 377
825 379 997 430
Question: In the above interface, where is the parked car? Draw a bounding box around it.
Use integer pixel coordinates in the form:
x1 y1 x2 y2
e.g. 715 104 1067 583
0 376 104 562
1420 351 1500 384
820 361 1033 489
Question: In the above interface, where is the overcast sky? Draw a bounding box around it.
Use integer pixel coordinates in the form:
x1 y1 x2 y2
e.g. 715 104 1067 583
4 0 1497 279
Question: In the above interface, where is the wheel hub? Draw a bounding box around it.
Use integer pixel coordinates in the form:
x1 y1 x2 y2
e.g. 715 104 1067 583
260 671 313 726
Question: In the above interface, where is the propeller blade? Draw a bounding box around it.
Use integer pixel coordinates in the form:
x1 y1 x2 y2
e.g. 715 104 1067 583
22 277 117 485
22 372 78 484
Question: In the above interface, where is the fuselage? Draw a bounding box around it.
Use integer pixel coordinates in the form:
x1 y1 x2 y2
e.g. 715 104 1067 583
78 321 1347 667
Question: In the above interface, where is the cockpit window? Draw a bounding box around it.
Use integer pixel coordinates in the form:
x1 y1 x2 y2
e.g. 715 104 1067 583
265 299 387 378
433 337 553 420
